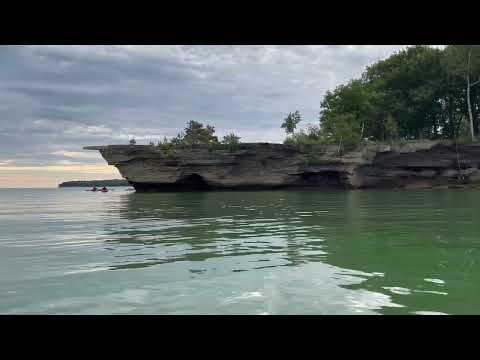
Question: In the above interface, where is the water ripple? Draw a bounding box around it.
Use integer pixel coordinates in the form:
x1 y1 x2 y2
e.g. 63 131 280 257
1 188 480 314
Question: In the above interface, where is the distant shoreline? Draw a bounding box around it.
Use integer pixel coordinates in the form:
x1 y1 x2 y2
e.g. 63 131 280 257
58 179 129 188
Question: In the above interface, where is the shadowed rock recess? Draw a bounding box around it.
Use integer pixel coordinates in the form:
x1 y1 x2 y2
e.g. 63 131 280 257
84 142 480 192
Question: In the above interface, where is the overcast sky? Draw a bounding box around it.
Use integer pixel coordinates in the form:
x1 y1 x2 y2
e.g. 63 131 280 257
0 45 412 187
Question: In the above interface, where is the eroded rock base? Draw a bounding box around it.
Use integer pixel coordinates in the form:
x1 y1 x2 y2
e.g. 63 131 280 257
84 141 480 192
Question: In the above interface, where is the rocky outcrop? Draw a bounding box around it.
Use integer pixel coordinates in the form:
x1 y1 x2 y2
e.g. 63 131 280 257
84 141 480 192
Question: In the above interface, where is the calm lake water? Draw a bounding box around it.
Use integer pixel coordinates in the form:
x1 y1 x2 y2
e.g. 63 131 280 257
1 187 479 315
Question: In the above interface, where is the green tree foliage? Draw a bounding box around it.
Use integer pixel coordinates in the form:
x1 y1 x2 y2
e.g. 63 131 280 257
443 45 480 140
384 115 399 141
312 45 480 144
170 132 185 145
325 114 362 149
281 111 302 135
182 120 219 145
320 80 376 143
164 121 220 146
156 136 174 156
157 136 170 146
221 132 241 152
284 124 323 145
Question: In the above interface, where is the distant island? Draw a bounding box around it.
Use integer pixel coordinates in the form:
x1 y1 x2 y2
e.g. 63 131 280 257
58 179 129 188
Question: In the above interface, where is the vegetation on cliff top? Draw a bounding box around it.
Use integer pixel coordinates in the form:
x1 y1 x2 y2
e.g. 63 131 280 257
137 121 242 154
129 45 480 153
284 45 480 151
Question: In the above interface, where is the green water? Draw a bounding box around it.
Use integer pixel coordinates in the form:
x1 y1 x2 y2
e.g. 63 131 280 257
1 187 479 314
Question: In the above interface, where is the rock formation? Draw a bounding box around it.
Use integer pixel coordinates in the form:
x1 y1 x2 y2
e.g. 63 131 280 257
84 141 480 192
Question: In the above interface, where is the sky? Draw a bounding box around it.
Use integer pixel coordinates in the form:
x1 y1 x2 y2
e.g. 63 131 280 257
0 45 414 188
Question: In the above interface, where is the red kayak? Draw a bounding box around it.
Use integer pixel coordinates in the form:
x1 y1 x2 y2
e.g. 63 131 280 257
85 187 108 192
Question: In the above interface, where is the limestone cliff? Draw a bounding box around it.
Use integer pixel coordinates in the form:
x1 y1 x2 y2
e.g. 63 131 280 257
84 141 480 191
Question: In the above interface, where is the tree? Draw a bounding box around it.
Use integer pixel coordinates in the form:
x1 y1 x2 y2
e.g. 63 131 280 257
322 113 361 150
281 111 301 135
318 45 462 142
284 126 324 146
384 115 399 141
363 45 445 140
157 136 170 146
222 132 241 145
171 132 185 145
222 132 241 151
443 45 480 141
320 79 377 141
182 120 219 145
129 138 136 145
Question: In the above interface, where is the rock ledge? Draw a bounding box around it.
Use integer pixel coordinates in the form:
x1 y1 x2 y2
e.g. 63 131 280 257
84 141 480 191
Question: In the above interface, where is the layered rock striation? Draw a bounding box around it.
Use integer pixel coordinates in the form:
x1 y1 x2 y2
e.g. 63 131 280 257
84 141 480 192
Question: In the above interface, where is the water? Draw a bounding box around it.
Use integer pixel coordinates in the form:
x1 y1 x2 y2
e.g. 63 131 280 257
1 187 479 315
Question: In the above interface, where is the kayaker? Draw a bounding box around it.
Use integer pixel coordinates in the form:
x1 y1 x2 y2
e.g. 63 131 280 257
92 186 97 191
101 186 108 192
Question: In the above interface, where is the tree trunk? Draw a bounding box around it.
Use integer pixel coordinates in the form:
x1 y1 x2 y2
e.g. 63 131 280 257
472 83 480 135
467 48 476 141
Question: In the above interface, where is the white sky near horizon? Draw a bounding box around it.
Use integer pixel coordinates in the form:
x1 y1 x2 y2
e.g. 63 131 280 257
1 45 434 188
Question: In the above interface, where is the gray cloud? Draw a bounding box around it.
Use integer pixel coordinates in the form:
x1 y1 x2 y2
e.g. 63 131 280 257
0 45 409 166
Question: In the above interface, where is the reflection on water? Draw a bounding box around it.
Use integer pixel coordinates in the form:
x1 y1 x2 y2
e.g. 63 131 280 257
106 191 329 271
1 188 480 314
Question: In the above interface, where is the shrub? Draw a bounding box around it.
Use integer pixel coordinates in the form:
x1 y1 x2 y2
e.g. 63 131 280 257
183 121 219 145
221 132 241 152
